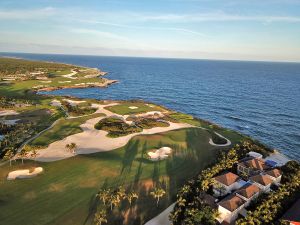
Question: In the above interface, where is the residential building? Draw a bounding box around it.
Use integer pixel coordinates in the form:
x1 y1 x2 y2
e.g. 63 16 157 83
265 168 282 185
249 174 273 192
235 183 261 206
213 172 240 196
281 198 300 225
217 194 246 224
237 158 270 176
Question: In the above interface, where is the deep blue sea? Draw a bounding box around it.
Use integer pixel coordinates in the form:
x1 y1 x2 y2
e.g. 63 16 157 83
1 53 300 159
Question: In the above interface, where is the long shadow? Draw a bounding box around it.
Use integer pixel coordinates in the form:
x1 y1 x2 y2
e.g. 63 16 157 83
120 139 140 174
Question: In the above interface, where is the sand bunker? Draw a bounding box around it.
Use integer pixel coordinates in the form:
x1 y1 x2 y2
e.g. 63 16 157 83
63 99 86 106
0 110 19 116
50 100 62 107
148 147 172 161
58 81 71 84
1 119 20 125
62 70 78 79
129 106 139 109
35 103 192 162
7 167 43 180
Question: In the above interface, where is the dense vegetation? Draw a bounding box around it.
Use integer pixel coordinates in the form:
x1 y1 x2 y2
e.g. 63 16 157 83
169 141 272 225
236 160 300 225
94 117 143 137
62 101 97 117
0 57 74 76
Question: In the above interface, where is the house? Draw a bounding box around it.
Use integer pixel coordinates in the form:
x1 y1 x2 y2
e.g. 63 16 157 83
213 172 240 196
235 183 261 206
265 168 282 185
217 194 246 224
249 174 273 192
237 158 270 176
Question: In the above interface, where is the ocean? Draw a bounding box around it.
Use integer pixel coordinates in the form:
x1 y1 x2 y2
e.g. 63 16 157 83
1 52 300 159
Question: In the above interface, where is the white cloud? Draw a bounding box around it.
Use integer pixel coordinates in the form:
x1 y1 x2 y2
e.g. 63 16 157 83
0 7 56 20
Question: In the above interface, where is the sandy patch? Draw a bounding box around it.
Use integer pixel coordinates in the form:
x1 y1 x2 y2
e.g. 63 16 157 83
35 103 193 162
1 119 20 125
148 147 172 161
129 106 138 109
58 81 71 84
7 167 43 180
39 81 52 83
62 70 78 79
50 100 62 107
0 110 19 116
63 99 86 106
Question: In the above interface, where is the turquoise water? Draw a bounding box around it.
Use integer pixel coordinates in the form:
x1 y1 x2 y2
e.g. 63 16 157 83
1 53 300 159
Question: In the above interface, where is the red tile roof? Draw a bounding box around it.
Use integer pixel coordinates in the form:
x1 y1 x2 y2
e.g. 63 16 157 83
218 195 246 212
238 158 269 171
266 169 282 178
250 174 273 186
236 183 260 199
214 172 240 186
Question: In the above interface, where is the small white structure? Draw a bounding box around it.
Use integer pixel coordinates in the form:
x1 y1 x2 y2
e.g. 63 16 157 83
217 194 246 224
213 172 241 196
249 174 273 192
0 135 4 141
7 167 43 180
247 151 263 159
265 169 282 185
1 119 20 125
148 147 172 161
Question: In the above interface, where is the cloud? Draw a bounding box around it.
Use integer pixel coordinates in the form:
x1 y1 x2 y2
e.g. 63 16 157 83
138 12 300 23
0 7 56 20
76 19 209 37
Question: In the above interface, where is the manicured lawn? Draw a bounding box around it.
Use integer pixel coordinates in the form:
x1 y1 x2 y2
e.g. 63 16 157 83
29 113 105 147
0 128 240 225
105 102 165 115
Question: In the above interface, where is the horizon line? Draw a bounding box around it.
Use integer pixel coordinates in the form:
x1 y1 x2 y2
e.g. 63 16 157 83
1 51 300 64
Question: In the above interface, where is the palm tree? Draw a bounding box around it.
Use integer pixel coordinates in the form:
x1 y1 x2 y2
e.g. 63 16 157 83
3 149 14 166
65 143 77 154
30 149 39 163
94 210 107 225
110 194 121 210
19 148 28 164
126 191 138 206
116 186 126 201
96 189 111 206
150 187 166 207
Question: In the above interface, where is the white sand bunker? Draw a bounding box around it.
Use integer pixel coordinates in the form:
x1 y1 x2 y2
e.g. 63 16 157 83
148 147 172 161
0 110 19 116
50 100 62 107
7 167 43 180
1 119 20 125
58 81 71 84
39 81 52 83
63 99 86 106
129 106 139 109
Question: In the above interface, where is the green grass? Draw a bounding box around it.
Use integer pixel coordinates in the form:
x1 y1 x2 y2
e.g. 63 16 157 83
105 102 165 115
0 128 241 225
29 113 105 147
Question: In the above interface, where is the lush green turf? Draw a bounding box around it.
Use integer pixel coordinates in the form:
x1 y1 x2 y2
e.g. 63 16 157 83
0 128 240 225
105 102 165 115
29 113 105 147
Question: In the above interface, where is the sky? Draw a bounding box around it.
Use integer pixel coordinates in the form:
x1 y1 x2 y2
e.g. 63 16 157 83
0 0 300 62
